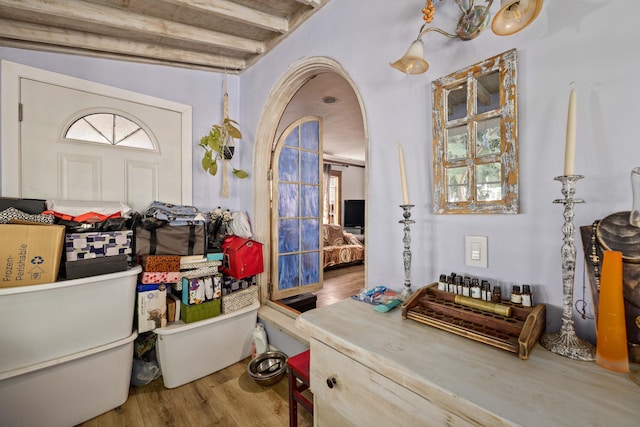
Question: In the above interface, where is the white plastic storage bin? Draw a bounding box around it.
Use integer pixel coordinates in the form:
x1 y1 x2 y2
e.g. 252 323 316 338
0 331 137 427
156 300 260 388
0 265 141 373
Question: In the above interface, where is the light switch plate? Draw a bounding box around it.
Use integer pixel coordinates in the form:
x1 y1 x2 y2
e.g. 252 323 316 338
465 235 487 268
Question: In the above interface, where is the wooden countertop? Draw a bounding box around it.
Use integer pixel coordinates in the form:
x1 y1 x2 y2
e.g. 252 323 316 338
297 298 640 427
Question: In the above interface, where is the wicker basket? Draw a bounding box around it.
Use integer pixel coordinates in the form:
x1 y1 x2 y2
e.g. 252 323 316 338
221 285 258 314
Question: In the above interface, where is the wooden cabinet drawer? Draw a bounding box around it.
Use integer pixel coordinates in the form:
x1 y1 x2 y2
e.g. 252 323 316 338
309 338 472 426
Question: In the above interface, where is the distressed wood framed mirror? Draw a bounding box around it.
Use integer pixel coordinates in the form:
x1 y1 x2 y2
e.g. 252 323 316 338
432 49 518 214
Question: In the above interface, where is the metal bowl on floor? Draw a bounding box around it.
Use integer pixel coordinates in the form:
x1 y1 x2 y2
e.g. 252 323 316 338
247 351 288 386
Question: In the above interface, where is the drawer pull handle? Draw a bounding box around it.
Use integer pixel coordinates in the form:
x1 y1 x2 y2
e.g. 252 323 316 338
326 377 337 389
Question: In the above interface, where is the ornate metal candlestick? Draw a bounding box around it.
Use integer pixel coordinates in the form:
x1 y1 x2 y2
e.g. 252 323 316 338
540 175 596 361
398 204 415 302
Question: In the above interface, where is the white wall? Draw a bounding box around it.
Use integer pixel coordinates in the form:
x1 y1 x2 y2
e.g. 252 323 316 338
240 0 640 343
1 0 638 343
334 165 364 201
0 48 241 212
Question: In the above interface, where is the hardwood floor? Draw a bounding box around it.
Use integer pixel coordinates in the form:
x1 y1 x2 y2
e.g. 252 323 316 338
78 358 313 427
315 263 364 308
78 264 364 427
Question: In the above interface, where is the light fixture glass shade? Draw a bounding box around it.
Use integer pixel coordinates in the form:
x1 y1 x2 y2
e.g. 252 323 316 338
492 0 543 36
390 39 429 74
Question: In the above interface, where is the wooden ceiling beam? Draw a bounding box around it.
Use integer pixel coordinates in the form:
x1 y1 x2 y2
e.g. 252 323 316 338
0 0 264 54
0 18 247 71
159 0 289 33
246 0 329 69
296 0 322 7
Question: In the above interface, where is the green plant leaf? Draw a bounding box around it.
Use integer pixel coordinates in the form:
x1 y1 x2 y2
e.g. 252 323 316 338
207 129 219 150
226 122 242 139
232 169 249 179
202 151 213 170
209 160 218 176
199 135 208 147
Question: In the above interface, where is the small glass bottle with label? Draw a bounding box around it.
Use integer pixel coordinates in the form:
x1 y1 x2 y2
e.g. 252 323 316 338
462 277 471 297
438 274 447 291
456 276 464 295
447 276 456 294
482 280 491 301
511 285 522 304
471 278 482 299
491 284 502 303
521 284 533 307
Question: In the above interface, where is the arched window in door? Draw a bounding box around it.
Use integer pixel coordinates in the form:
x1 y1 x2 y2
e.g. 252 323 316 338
63 111 156 150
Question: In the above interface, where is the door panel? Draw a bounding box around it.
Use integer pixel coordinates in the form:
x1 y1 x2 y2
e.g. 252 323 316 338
57 154 101 200
19 77 181 212
271 117 323 300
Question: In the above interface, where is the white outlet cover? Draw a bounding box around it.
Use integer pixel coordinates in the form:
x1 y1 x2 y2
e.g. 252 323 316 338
465 235 488 268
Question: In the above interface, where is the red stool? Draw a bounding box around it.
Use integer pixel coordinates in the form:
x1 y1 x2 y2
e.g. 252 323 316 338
287 349 313 427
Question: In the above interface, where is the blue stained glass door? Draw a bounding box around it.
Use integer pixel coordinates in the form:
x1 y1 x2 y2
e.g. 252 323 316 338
271 117 323 300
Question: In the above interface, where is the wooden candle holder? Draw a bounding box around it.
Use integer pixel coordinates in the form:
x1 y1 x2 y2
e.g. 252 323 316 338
402 284 546 360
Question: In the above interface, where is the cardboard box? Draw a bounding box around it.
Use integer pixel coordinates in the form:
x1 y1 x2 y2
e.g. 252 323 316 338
139 271 180 284
140 255 181 272
180 274 221 305
0 224 64 288
137 285 167 333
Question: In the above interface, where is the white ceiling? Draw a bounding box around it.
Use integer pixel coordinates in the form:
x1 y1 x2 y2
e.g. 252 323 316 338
278 72 366 165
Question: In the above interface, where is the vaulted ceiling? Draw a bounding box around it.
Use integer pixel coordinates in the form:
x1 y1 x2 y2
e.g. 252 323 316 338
0 0 330 72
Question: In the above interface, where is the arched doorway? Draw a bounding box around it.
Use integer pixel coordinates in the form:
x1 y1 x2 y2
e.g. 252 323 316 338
253 57 369 304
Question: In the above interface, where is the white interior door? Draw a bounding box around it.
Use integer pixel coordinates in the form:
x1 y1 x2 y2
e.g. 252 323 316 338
1 60 192 212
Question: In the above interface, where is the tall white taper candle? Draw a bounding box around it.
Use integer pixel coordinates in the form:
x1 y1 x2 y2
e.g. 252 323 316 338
398 142 409 205
564 88 577 176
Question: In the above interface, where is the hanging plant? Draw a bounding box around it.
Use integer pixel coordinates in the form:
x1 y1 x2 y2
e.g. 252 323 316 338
199 117 248 179
199 76 249 197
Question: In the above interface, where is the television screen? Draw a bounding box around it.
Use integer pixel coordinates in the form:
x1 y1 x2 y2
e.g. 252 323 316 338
344 199 365 228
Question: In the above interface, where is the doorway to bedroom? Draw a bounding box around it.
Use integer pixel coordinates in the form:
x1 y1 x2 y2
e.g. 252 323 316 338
253 57 368 312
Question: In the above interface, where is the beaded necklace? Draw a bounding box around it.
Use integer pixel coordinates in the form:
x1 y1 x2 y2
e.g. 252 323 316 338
589 220 601 291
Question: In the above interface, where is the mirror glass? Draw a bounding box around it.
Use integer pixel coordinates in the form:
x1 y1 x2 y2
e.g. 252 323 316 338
432 49 519 214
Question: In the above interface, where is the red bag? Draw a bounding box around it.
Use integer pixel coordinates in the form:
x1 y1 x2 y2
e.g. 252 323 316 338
220 236 264 279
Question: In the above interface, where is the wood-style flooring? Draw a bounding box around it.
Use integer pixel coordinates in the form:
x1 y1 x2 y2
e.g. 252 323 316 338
315 263 364 308
78 264 364 427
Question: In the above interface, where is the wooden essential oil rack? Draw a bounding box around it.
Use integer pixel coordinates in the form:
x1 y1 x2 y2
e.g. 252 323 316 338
402 284 546 360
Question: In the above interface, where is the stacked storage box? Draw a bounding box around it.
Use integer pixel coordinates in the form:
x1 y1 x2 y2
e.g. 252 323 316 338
132 207 263 390
64 229 132 279
221 275 259 314
137 255 182 333
175 257 223 323
155 300 259 388
155 257 260 388
0 266 141 427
